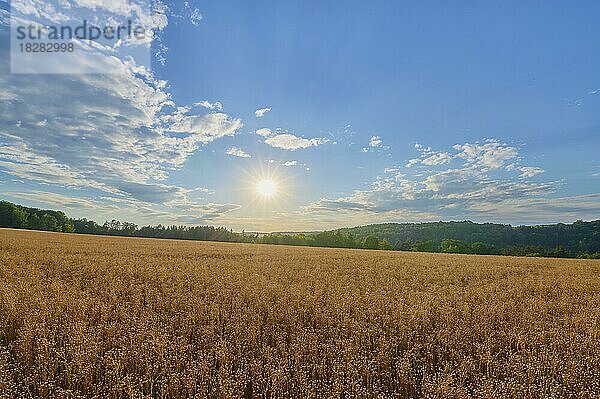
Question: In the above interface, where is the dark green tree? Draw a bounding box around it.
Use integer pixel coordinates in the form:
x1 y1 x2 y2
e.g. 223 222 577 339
41 214 59 231
0 201 28 228
441 239 471 254
362 235 381 250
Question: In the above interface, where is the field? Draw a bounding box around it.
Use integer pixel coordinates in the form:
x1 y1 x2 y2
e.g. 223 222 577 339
0 229 599 398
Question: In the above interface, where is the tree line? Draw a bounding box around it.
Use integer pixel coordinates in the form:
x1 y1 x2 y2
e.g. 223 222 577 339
338 221 600 259
1 200 598 258
74 218 393 250
0 201 74 233
0 201 393 250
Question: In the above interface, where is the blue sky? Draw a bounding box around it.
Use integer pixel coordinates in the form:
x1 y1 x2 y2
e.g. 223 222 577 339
0 0 599 231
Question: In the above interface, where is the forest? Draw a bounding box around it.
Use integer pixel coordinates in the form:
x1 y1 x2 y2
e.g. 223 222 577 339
1 200 599 258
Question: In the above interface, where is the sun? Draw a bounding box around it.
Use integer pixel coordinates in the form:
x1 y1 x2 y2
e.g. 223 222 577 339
256 179 277 197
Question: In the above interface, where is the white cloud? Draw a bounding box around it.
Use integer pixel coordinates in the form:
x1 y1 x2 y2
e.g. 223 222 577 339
453 140 518 169
0 32 242 219
369 135 383 148
255 107 271 118
264 133 327 151
189 8 203 26
405 159 419 168
167 112 242 143
415 143 432 153
195 100 223 111
421 152 452 166
283 160 298 167
519 167 544 178
305 138 564 223
0 3 247 226
0 91 17 101
256 128 273 137
407 144 452 167
362 135 388 153
226 147 251 158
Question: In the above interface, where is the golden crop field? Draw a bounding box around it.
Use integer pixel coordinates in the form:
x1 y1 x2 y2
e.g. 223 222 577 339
0 229 599 398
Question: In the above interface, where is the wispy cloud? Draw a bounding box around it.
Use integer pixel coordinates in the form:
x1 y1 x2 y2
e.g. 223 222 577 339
195 100 223 111
0 5 243 225
0 90 17 101
465 194 600 224
175 203 241 223
453 140 518 169
0 57 243 200
166 112 242 143
405 159 419 168
4 191 112 210
187 5 203 26
421 152 452 166
567 87 600 106
226 147 251 158
264 133 327 151
519 167 544 178
362 135 388 153
303 139 571 224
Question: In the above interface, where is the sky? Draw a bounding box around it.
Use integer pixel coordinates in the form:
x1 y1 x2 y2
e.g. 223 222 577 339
0 0 599 231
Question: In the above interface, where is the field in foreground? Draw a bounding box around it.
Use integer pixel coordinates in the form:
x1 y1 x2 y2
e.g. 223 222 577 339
0 229 599 398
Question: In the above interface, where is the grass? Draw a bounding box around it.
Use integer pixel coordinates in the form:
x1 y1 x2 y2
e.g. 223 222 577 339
0 228 599 398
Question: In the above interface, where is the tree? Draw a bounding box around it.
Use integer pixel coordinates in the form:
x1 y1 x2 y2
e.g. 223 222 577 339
550 245 569 258
62 221 75 233
409 240 434 252
471 242 496 255
0 201 28 228
72 218 103 234
362 235 380 250
378 239 393 250
121 222 138 236
441 239 470 254
41 214 59 231
28 214 42 230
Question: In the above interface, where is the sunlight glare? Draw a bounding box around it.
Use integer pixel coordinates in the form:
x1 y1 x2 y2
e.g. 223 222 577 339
256 179 277 197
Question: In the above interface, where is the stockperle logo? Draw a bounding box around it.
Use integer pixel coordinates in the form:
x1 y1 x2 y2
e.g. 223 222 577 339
9 0 162 74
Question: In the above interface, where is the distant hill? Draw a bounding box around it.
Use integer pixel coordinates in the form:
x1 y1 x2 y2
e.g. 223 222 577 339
336 220 600 257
